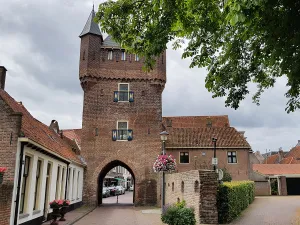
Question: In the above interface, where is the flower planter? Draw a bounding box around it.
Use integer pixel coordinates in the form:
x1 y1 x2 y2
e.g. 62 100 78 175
59 206 69 221
50 208 61 225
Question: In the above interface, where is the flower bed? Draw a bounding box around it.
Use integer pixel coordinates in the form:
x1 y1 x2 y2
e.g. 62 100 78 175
153 154 176 172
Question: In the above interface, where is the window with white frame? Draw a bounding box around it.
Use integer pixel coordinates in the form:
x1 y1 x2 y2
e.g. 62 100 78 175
121 51 126 61
108 50 113 60
33 159 42 210
60 167 65 199
117 121 128 140
228 151 237 163
72 169 76 200
118 83 129 101
20 155 31 214
55 166 61 199
77 171 80 199
135 54 139 61
179 152 189 164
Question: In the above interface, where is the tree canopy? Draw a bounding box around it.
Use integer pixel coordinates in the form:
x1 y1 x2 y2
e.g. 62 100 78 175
95 0 300 112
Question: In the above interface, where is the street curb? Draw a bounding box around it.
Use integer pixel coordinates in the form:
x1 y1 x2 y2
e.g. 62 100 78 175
66 206 97 225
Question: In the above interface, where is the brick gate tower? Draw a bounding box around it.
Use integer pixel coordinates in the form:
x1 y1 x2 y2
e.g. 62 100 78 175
79 7 166 206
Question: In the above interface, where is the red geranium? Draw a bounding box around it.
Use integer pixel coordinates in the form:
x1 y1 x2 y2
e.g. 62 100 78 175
0 167 7 173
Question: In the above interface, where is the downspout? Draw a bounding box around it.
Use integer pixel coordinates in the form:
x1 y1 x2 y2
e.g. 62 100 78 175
65 163 70 199
14 142 26 225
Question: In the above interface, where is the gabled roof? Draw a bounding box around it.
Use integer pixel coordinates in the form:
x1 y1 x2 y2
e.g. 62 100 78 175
0 89 84 165
166 127 251 148
253 164 300 175
263 154 279 164
285 146 300 160
79 7 102 38
102 35 121 48
63 129 82 148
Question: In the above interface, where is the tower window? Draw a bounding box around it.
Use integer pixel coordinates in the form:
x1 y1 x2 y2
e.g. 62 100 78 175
117 121 128 140
118 83 129 101
108 51 113 60
135 54 139 61
121 52 126 61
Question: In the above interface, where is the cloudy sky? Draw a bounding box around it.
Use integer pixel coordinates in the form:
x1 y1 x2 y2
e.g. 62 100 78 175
1 0 299 153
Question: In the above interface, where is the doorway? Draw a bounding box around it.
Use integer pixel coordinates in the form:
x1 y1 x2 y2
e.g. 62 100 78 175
98 160 135 205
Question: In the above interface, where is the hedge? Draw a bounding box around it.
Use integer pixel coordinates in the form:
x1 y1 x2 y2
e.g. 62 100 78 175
217 181 255 224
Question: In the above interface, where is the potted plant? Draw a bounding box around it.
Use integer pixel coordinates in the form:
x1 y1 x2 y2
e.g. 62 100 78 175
49 200 63 225
59 200 70 221
0 167 7 184
153 154 176 172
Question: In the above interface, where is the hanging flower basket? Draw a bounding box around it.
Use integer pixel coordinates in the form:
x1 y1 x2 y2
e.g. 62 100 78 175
0 167 7 184
153 154 177 173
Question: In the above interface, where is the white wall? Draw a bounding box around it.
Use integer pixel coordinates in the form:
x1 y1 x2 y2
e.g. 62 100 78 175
10 142 84 225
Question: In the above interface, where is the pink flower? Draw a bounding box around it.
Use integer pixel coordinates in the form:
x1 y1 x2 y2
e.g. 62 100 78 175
0 167 7 173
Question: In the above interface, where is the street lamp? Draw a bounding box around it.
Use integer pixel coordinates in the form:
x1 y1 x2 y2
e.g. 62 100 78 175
212 137 218 171
160 131 169 210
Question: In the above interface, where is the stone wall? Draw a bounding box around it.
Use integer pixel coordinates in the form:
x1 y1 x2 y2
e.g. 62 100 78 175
165 170 218 225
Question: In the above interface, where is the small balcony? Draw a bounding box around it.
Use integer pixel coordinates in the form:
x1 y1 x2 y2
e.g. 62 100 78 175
112 129 133 141
113 91 134 102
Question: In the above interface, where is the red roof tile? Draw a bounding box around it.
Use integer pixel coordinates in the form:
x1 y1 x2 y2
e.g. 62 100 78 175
0 89 84 165
166 127 250 148
285 146 300 160
63 129 82 147
253 164 300 175
163 116 230 128
263 154 279 164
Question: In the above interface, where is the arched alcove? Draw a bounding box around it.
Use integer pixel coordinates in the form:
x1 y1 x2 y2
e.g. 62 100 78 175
97 160 135 205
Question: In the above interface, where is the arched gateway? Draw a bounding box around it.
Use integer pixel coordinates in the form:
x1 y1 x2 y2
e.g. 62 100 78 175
97 160 136 204
78 8 166 206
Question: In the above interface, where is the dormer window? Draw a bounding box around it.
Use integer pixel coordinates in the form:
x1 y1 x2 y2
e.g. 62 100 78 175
135 54 139 61
121 52 126 61
108 51 113 60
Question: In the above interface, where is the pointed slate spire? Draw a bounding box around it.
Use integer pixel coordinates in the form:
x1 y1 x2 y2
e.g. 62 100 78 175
79 6 102 37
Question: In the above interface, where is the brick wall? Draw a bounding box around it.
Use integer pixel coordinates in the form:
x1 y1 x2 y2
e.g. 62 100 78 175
255 181 270 196
279 176 287 196
166 149 250 180
0 184 14 225
165 170 218 225
0 96 22 225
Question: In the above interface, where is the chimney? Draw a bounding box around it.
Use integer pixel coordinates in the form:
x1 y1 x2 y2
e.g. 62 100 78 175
297 140 300 146
278 147 284 162
0 66 7 90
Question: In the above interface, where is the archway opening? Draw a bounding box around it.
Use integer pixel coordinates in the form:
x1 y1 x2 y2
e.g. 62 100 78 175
97 160 135 205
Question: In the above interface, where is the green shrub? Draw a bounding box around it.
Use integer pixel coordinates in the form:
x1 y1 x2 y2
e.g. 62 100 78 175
221 168 232 182
217 181 255 224
161 200 196 225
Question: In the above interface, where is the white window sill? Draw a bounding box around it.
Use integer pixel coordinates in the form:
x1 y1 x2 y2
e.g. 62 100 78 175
33 210 41 215
19 213 30 219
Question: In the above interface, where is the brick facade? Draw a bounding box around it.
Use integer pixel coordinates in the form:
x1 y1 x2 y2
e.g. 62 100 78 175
0 94 22 225
166 148 250 180
79 28 166 205
165 170 218 225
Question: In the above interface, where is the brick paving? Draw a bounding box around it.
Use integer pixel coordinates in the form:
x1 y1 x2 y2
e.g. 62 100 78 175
231 196 300 225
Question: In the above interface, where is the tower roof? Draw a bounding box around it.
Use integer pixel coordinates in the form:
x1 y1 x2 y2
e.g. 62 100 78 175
79 6 102 38
102 35 121 48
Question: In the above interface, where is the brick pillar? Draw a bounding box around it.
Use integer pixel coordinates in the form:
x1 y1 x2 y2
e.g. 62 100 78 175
0 66 7 90
279 176 287 196
199 170 218 224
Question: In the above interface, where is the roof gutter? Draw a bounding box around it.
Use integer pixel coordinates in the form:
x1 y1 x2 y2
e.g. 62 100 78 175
166 146 251 149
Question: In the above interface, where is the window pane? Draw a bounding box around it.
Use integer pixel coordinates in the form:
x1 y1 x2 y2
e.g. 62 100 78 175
232 151 236 156
227 152 231 156
119 92 128 101
118 122 127 129
233 157 237 163
180 152 189 163
119 84 128 91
